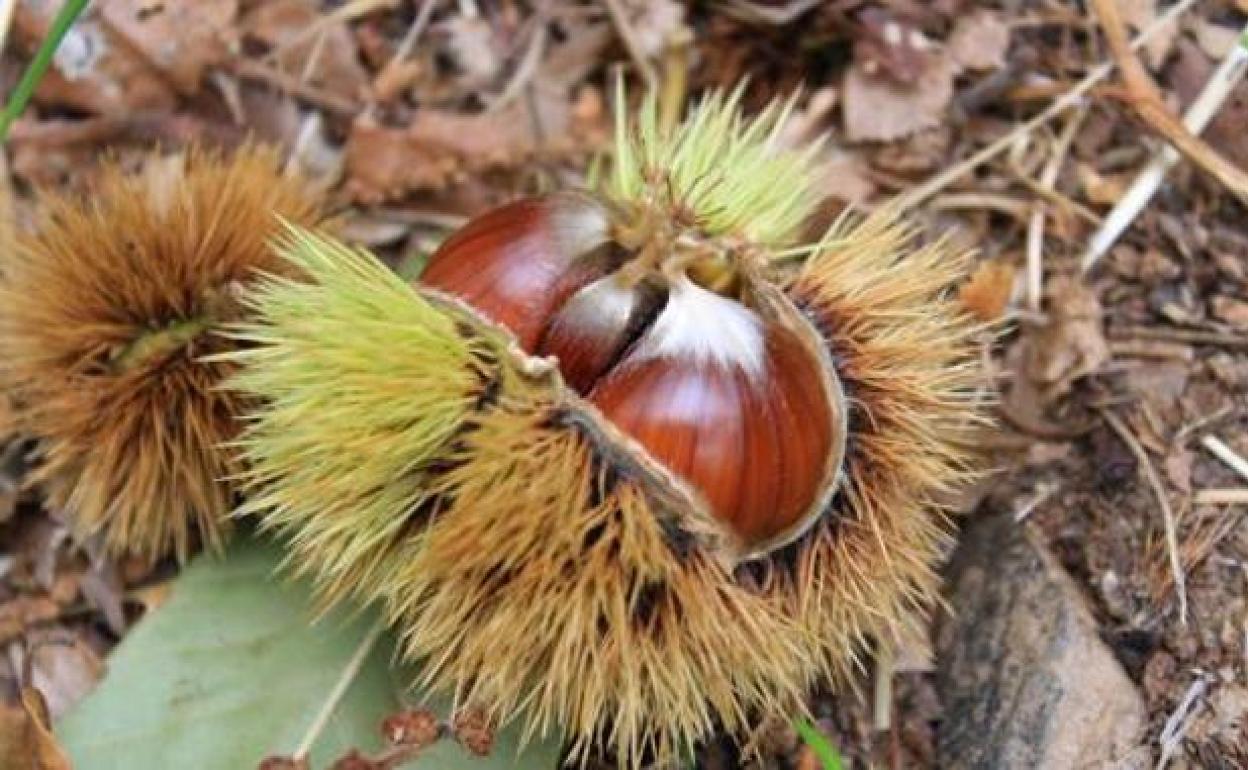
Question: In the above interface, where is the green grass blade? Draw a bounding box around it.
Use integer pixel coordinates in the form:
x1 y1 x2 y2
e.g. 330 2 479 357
794 719 846 770
0 0 92 142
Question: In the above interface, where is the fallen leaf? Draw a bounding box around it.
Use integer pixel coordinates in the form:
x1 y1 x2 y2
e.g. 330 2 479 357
0 597 60 645
1192 20 1243 59
344 91 577 204
853 7 933 85
816 148 876 205
99 0 238 94
0 688 73 770
842 53 955 142
958 259 1017 322
1211 296 1248 329
18 632 105 720
1025 276 1110 398
948 10 1010 72
54 538 565 769
1163 448 1193 495
440 14 503 86
1077 163 1130 206
14 4 176 115
241 0 369 102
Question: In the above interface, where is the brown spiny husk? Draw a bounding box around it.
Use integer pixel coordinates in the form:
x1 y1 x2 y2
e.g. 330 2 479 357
228 210 985 765
0 146 325 562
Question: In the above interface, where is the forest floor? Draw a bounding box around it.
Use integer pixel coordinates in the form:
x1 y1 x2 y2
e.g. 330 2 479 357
1 1 1247 768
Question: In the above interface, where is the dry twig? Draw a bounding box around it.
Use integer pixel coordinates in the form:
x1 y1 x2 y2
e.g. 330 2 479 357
1194 488 1248 505
1082 19 1248 271
1089 0 1248 204
1099 408 1187 625
1026 108 1087 312
1201 435 1248 484
890 0 1201 211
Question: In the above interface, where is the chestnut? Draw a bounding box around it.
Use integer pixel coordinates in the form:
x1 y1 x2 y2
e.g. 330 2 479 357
228 88 983 767
422 192 847 555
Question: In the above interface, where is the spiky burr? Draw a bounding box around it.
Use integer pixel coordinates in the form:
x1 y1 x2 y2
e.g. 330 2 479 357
227 90 985 765
0 147 326 562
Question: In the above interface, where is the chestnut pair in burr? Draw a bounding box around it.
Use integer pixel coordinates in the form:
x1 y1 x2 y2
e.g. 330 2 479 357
422 191 847 556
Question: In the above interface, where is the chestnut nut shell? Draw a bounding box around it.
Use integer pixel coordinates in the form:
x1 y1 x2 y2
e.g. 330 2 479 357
421 192 847 557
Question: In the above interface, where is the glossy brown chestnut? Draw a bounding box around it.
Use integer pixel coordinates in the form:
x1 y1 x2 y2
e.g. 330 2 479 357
589 280 837 547
419 193 846 555
421 193 612 350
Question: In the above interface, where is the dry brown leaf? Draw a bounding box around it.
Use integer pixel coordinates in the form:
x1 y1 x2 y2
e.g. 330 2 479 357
0 598 60 645
816 148 876 205
958 259 1017 322
344 93 576 204
0 688 73 770
948 10 1010 72
853 7 933 85
842 53 954 142
1025 276 1110 398
127 580 175 615
14 5 175 115
241 0 369 102
1211 296 1248 330
1163 448 1193 495
19 633 105 720
441 14 503 86
1191 20 1243 59
99 0 238 94
1077 163 1130 206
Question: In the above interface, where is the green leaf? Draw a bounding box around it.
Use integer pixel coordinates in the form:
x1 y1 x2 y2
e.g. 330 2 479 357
56 536 563 770
794 719 845 770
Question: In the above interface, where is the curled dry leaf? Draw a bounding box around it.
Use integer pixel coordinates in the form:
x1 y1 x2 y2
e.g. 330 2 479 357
958 259 1017 322
18 632 105 720
13 4 176 115
1077 163 1130 206
0 688 73 770
948 10 1010 72
843 53 955 142
1025 276 1111 398
344 93 578 204
100 0 238 94
0 598 60 646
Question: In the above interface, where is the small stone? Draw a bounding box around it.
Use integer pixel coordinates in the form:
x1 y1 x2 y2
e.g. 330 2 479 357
936 515 1147 769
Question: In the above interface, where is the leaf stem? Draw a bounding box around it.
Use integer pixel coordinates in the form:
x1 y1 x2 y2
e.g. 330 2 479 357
0 0 91 143
291 619 387 762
